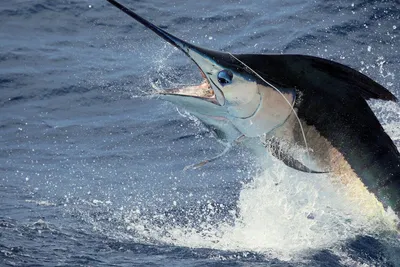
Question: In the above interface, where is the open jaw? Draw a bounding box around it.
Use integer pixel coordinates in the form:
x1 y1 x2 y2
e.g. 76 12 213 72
104 0 225 106
154 78 219 105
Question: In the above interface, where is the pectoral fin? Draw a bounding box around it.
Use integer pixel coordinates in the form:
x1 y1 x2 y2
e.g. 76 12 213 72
267 138 328 174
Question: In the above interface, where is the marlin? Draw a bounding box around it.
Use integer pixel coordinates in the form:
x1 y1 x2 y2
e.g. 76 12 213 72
106 0 400 223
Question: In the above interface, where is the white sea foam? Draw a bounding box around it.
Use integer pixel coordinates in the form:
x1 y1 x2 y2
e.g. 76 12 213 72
118 154 398 261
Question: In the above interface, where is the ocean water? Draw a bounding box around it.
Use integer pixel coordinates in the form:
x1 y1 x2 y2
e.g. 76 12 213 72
1 0 400 266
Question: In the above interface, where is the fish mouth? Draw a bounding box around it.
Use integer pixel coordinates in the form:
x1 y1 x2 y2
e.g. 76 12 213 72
105 0 226 107
155 77 219 105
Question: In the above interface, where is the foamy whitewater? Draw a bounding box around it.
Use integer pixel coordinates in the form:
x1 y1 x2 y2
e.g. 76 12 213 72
118 151 399 261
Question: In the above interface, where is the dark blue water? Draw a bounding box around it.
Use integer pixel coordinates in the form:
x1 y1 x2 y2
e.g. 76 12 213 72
1 0 400 266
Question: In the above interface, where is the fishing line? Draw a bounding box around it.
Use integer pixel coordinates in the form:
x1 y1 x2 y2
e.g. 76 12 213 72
228 52 311 162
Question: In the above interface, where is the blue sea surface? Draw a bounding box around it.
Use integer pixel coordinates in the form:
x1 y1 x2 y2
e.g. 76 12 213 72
1 0 400 266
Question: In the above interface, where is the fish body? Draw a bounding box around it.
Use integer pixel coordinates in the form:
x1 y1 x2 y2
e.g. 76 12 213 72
106 0 400 223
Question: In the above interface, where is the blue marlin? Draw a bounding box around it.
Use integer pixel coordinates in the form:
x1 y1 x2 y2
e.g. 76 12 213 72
106 0 400 221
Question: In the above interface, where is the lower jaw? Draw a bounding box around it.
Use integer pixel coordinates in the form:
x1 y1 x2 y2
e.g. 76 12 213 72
159 79 214 98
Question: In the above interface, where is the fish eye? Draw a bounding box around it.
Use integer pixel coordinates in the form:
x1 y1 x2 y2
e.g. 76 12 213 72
217 70 233 86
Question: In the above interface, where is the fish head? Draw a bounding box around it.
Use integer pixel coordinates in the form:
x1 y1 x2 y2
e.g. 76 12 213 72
107 0 295 137
157 45 296 138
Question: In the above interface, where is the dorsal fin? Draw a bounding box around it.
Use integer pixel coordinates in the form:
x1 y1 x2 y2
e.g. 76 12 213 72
236 54 397 102
303 55 397 102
